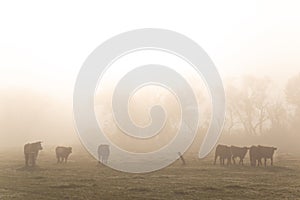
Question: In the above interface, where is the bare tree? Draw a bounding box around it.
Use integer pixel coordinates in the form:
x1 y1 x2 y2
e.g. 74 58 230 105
285 73 300 132
225 76 272 135
286 73 300 108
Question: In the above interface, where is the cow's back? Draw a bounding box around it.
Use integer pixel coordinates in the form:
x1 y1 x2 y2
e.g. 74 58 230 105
231 146 248 158
98 145 110 156
249 146 259 158
216 144 231 157
24 143 35 154
56 147 69 157
258 145 276 158
249 146 261 166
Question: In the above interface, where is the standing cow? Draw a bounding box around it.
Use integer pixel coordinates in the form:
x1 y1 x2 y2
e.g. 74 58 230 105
214 144 231 165
230 146 249 165
24 141 43 167
98 144 110 164
56 146 72 163
249 146 262 167
257 145 277 167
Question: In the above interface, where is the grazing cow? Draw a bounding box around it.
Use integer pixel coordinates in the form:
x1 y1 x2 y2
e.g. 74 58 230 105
249 146 262 167
56 146 72 163
98 144 110 164
230 146 249 165
214 144 231 165
24 141 43 167
257 145 277 167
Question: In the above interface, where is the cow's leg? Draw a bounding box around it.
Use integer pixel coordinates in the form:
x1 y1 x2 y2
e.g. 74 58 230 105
239 157 243 165
103 155 107 164
99 155 102 164
258 158 262 167
228 157 231 165
251 158 255 167
271 157 273 166
105 155 109 164
28 154 32 166
214 154 217 165
65 156 68 163
31 154 36 166
232 156 236 165
29 154 32 166
264 158 267 167
25 154 29 166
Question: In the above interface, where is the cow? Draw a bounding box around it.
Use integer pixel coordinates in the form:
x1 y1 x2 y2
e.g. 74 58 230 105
98 144 110 164
214 144 231 165
257 145 277 167
56 146 72 163
230 146 249 165
249 146 261 167
24 141 43 167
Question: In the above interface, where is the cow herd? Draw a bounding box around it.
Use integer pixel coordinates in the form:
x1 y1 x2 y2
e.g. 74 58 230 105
214 144 277 167
23 142 277 168
23 142 110 167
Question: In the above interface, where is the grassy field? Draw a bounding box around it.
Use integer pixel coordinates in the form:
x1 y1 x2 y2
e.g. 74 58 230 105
0 147 300 200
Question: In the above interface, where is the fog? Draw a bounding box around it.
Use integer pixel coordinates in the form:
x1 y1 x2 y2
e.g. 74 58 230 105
0 87 77 149
0 72 299 155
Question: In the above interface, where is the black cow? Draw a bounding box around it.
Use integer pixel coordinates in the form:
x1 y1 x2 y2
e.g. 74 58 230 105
257 145 277 167
214 144 231 165
249 146 262 167
249 145 277 167
98 144 110 164
24 141 43 167
56 146 72 163
230 146 249 165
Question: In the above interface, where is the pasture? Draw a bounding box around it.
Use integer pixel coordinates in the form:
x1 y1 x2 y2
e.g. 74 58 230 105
0 146 300 200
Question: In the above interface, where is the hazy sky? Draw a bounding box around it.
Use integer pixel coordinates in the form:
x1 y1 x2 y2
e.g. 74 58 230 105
0 0 300 100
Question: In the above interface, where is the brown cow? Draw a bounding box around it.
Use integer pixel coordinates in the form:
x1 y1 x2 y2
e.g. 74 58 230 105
98 144 110 164
56 146 72 163
257 145 277 167
24 141 43 167
230 146 249 165
249 146 262 167
214 144 231 165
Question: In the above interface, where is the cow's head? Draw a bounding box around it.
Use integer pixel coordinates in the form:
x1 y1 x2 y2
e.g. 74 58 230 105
36 141 43 150
68 147 72 153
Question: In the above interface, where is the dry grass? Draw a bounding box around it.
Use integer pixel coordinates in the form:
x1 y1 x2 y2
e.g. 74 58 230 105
0 147 300 200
